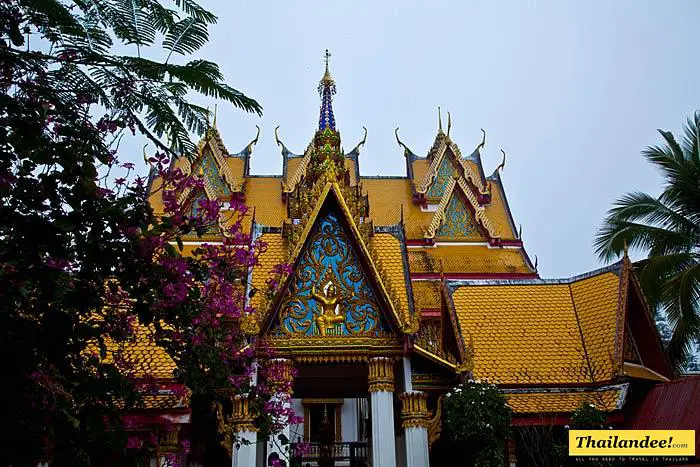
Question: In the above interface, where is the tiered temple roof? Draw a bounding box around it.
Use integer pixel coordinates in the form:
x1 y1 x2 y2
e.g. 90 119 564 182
143 53 672 420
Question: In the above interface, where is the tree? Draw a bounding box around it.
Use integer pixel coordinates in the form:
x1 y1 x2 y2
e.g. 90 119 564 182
444 380 512 467
514 418 567 467
595 111 700 370
569 402 619 467
0 1 286 466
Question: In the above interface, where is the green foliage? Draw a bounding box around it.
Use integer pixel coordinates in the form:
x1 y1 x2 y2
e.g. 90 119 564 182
4 0 260 154
595 111 700 370
571 401 611 430
444 380 512 467
0 0 262 465
569 401 620 467
514 423 568 467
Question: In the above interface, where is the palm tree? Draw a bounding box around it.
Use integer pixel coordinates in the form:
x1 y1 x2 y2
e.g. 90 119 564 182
595 111 700 371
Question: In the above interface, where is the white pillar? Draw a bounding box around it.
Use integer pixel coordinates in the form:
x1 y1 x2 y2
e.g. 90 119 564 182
401 357 413 392
265 358 295 464
232 430 258 467
404 425 429 467
266 394 291 461
230 394 258 467
400 392 430 467
369 357 397 467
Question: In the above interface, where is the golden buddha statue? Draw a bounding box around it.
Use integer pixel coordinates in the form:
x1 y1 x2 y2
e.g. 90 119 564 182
312 282 345 336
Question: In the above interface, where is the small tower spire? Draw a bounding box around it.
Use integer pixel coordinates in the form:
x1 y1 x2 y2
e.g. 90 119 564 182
318 49 337 131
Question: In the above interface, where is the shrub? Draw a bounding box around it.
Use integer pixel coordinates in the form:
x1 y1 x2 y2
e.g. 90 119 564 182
444 380 512 467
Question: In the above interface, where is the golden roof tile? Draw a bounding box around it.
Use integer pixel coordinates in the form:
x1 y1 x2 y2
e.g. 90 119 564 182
408 246 533 274
448 268 624 385
224 157 245 183
484 181 518 240
244 178 286 227
412 159 429 185
250 233 286 313
505 386 626 414
361 178 433 238
412 280 442 312
91 324 176 380
570 272 621 382
370 233 412 326
137 392 190 410
451 283 590 384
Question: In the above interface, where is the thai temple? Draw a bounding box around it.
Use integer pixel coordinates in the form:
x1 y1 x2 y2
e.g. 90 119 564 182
140 52 679 466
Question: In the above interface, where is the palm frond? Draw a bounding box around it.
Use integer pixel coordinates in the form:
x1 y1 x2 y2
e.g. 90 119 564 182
662 262 700 370
636 253 699 313
680 111 700 162
595 218 694 261
604 191 698 235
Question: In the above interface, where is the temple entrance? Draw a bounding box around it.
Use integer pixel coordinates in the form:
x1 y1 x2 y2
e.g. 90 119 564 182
285 363 371 466
307 403 339 443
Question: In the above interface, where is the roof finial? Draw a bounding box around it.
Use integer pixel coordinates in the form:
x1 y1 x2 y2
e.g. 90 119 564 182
496 149 506 173
212 103 218 129
623 239 629 258
478 128 486 150
437 106 443 134
394 127 416 158
447 111 452 137
348 126 368 157
318 49 337 131
323 49 332 81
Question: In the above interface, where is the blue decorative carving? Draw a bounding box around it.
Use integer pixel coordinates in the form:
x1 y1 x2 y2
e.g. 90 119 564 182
427 156 454 198
275 212 388 337
199 149 230 196
190 189 208 219
437 192 479 238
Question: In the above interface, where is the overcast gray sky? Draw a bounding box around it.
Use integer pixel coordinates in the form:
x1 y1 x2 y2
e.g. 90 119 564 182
136 0 699 278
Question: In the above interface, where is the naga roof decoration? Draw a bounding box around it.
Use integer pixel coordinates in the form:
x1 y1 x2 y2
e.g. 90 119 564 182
229 125 260 159
417 126 488 198
172 127 244 206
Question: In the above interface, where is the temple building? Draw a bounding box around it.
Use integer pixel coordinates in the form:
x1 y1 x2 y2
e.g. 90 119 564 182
140 54 674 466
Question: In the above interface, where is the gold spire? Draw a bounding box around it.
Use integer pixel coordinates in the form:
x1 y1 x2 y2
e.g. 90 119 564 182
320 49 334 87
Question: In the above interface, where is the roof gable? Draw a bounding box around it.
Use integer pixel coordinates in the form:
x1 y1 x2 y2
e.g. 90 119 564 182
268 209 391 337
260 183 409 336
435 190 483 240
425 177 499 240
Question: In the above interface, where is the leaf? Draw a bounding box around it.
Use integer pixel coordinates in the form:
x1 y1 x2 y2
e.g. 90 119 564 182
163 16 208 57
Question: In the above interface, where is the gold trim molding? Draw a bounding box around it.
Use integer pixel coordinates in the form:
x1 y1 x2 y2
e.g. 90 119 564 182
266 358 295 393
231 394 257 433
368 357 395 393
399 392 430 429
